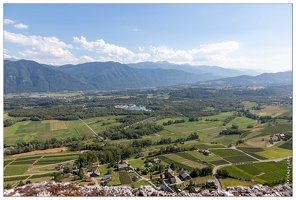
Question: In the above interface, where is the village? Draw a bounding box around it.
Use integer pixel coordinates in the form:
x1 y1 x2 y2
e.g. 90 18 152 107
54 156 207 194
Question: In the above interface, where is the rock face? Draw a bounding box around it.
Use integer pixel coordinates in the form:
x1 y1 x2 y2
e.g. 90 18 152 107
3 182 292 197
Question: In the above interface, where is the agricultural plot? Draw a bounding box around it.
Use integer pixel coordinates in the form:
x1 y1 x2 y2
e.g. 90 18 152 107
236 147 267 160
158 155 193 171
4 175 30 182
220 178 256 189
4 160 14 167
119 171 132 185
251 105 288 117
4 165 31 176
178 151 229 166
165 154 207 169
242 101 258 109
220 160 290 185
10 159 37 165
210 149 257 164
4 118 97 145
255 144 292 159
226 117 257 129
34 154 79 165
278 139 292 150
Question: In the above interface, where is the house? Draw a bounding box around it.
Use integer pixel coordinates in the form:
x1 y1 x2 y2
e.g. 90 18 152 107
161 183 174 193
169 176 176 184
138 166 146 171
165 168 174 178
132 175 138 182
88 167 100 177
79 167 85 174
101 174 112 182
179 171 191 180
64 173 74 178
153 158 160 164
207 179 216 186
118 163 129 171
147 162 153 167
72 165 78 170
83 177 93 182
203 150 210 155
56 164 64 170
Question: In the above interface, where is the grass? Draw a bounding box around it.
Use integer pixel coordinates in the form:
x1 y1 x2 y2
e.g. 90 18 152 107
4 160 14 167
4 165 31 176
35 154 78 165
132 179 152 188
10 159 37 165
220 178 256 189
165 154 207 169
278 139 292 150
226 117 257 129
158 155 194 171
119 171 132 185
128 159 146 169
255 144 292 159
220 160 290 185
236 147 267 160
4 175 30 182
211 149 257 164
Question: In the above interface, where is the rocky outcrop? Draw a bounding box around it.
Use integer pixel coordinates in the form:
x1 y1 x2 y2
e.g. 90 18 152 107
3 182 292 197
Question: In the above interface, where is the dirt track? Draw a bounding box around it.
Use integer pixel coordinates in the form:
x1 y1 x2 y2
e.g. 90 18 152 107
11 147 67 157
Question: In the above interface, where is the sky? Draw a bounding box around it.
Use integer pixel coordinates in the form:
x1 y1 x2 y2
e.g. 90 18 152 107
3 3 293 72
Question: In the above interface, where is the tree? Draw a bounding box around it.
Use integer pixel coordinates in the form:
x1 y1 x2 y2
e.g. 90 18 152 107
5 183 12 189
190 168 201 178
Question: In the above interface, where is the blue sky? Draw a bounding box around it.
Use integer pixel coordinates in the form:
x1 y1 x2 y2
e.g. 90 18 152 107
3 3 292 72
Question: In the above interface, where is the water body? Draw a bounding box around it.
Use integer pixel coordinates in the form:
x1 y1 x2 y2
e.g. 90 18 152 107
124 106 151 112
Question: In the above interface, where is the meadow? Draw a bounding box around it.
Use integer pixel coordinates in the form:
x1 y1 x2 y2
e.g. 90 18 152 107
210 149 257 164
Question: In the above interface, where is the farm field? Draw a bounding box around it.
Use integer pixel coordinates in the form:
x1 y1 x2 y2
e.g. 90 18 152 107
83 116 123 133
220 160 290 185
185 151 229 165
158 155 194 171
226 117 257 129
4 119 95 145
119 171 132 185
210 149 257 164
4 165 31 176
220 178 256 189
164 154 207 169
250 105 291 117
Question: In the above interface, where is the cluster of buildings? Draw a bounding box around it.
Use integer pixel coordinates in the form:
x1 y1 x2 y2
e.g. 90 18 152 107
269 133 289 144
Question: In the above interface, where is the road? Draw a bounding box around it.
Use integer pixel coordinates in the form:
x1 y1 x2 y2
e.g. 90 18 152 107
79 119 104 140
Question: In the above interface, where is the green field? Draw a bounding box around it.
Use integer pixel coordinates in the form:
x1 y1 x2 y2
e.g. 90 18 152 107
158 155 194 171
119 171 132 185
128 159 146 169
220 178 256 189
83 116 123 133
278 139 292 150
220 160 290 185
211 149 257 164
4 165 31 176
226 117 257 129
4 175 30 182
132 179 152 188
4 118 97 145
35 154 79 165
236 147 267 160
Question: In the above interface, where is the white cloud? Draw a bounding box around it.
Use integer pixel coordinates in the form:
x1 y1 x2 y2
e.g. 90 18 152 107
4 19 15 24
79 55 95 63
133 28 141 32
73 36 150 63
138 46 145 51
150 41 246 67
4 30 77 65
14 23 29 29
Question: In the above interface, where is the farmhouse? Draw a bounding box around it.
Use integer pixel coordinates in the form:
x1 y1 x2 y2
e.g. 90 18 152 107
207 179 216 186
83 177 92 182
153 158 160 164
88 167 100 177
179 170 191 180
161 182 174 193
169 176 176 184
138 166 146 171
165 168 174 178
118 163 129 171
64 173 74 178
101 174 112 182
132 175 138 182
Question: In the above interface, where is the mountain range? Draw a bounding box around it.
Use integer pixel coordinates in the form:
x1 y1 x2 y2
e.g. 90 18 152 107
4 59 292 94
